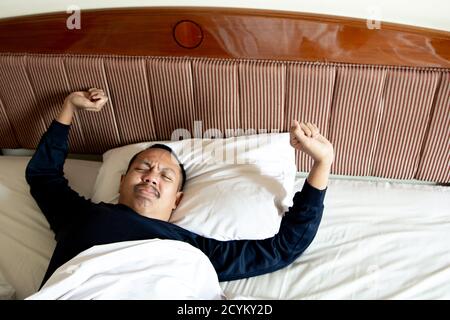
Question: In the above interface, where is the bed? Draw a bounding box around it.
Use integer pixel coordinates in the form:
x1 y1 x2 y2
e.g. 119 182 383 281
0 7 449 300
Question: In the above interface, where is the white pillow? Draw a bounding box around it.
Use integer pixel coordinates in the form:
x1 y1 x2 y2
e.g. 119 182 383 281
91 134 296 240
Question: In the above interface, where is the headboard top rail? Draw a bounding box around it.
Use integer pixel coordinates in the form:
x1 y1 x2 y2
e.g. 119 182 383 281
0 7 449 68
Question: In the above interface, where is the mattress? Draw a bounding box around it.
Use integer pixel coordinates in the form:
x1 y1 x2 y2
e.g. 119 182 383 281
222 176 450 299
0 156 449 299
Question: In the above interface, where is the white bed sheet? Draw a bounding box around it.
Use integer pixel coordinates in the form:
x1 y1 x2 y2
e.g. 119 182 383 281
0 156 449 299
0 156 102 299
221 177 450 299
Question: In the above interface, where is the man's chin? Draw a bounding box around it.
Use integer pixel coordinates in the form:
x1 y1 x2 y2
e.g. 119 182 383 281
134 195 156 206
131 200 169 222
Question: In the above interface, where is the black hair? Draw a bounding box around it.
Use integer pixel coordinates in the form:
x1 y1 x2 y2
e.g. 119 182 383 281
126 144 186 191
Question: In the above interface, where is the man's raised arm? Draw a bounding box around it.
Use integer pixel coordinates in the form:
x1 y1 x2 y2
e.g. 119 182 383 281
25 88 108 237
186 121 334 281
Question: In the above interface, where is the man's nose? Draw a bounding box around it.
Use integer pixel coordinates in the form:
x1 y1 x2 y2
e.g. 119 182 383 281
142 171 158 185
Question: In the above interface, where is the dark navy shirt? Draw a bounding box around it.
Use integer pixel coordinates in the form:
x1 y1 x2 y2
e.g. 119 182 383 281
26 120 326 287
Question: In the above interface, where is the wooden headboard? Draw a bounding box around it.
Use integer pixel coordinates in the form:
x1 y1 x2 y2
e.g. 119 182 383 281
0 7 449 183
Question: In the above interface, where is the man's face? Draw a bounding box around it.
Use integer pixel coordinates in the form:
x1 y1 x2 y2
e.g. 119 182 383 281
118 148 183 221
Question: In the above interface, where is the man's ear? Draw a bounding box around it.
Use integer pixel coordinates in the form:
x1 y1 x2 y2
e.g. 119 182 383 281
120 174 125 184
173 192 184 210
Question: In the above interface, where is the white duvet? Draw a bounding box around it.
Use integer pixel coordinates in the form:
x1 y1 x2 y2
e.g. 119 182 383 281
26 239 225 300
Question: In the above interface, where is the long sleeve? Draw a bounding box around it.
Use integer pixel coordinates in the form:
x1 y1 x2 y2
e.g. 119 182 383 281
188 180 326 282
25 120 92 238
26 119 325 283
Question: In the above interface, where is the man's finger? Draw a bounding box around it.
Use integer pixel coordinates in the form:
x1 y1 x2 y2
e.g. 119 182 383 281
89 90 104 96
300 122 312 137
293 125 306 143
78 96 96 108
290 120 300 136
90 93 105 101
312 123 320 132
313 126 320 138
94 96 108 107
307 122 320 138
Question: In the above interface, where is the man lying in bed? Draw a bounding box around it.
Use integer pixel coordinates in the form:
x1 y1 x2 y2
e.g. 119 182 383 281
26 88 334 291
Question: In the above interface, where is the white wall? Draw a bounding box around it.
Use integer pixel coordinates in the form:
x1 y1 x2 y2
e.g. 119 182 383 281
0 0 449 32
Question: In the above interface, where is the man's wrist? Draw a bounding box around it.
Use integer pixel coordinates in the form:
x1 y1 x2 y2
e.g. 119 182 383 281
314 158 333 168
57 99 76 125
62 96 76 111
307 160 332 191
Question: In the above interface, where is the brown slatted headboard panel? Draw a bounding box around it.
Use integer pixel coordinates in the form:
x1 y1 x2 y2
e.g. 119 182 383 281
416 72 450 183
0 53 448 184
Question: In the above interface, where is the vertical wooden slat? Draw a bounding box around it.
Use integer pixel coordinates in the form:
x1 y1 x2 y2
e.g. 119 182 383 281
0 55 45 148
416 71 450 183
64 55 121 153
239 60 285 134
285 62 336 172
328 65 387 176
26 55 85 152
192 59 239 137
146 57 195 140
371 69 440 179
104 56 157 144
0 96 18 148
